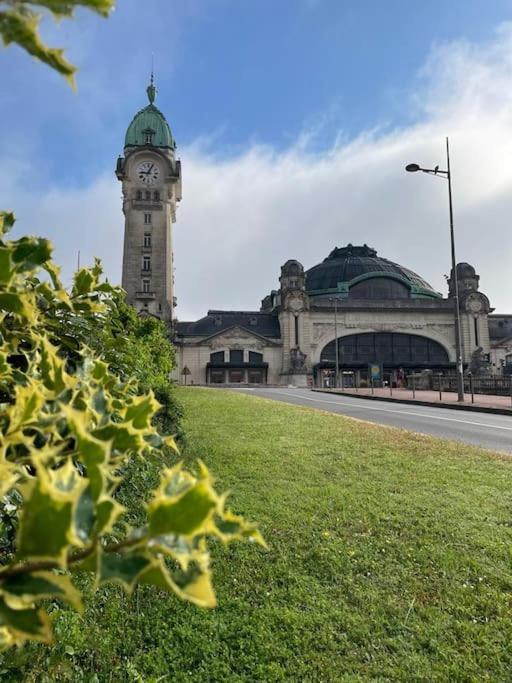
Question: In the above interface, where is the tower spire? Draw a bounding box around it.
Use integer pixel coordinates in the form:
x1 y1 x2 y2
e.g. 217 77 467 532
147 57 156 104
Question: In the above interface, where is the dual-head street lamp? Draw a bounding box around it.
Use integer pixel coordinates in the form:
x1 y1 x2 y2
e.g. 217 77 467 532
405 137 465 402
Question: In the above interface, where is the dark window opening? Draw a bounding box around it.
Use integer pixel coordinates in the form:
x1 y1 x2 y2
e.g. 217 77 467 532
142 279 150 293
142 256 151 272
229 350 244 364
143 233 151 248
210 351 225 364
145 190 151 200
228 369 243 383
136 190 142 200
294 315 299 346
249 351 263 364
474 317 479 346
144 213 152 225
248 369 264 383
320 332 449 366
154 190 160 201
349 277 410 299
143 130 154 144
210 369 225 384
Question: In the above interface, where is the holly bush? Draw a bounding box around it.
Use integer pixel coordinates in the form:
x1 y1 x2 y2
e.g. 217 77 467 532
0 211 263 649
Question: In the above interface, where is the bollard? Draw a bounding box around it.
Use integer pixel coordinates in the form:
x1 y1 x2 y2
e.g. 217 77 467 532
390 380 393 397
469 372 474 404
438 374 442 401
412 374 416 399
371 376 374 395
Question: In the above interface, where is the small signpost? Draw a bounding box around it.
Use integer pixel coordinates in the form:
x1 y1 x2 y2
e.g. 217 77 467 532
181 366 191 385
368 362 382 394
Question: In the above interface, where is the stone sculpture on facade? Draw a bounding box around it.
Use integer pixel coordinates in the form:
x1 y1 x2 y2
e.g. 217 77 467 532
289 347 307 373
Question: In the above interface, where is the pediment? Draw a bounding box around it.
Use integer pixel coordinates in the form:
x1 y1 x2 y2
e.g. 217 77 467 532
202 325 280 349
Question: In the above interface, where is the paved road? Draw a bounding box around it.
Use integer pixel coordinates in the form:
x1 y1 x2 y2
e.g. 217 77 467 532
232 387 512 454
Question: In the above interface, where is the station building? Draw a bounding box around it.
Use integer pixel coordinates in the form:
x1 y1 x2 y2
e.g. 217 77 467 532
175 245 495 386
117 81 506 387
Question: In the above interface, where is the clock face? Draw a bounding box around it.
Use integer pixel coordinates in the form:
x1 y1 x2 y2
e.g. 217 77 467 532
136 161 160 185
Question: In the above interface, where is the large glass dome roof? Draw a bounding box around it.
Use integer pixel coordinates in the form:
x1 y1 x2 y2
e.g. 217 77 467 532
305 244 441 299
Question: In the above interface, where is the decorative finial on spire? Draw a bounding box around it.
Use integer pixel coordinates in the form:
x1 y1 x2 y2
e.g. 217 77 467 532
147 56 156 104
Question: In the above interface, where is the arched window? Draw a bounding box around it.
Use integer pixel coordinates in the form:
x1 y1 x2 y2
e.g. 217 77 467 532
349 277 410 299
145 190 151 200
320 332 449 367
210 351 225 364
249 351 263 363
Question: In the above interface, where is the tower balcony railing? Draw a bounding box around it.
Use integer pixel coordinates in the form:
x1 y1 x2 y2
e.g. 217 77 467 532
135 291 156 300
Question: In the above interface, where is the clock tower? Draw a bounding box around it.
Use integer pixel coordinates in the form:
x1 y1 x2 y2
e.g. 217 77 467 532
116 75 181 322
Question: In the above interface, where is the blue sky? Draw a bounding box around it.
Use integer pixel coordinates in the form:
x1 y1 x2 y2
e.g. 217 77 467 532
2 0 512 317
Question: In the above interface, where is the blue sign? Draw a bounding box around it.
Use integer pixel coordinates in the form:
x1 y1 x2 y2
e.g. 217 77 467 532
369 363 382 382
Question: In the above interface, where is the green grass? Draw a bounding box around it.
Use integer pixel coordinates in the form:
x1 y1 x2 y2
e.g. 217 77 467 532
3 387 512 681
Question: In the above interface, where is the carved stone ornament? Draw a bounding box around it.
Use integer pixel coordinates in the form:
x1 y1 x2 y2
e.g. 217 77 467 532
463 292 489 315
469 346 491 376
284 291 309 313
289 346 307 373
208 327 265 351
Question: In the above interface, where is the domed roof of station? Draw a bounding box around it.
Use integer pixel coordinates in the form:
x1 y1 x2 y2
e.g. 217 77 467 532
124 78 175 150
305 244 441 299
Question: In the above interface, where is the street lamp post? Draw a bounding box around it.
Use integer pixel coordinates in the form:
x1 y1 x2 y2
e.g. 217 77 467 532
328 297 340 389
405 137 464 402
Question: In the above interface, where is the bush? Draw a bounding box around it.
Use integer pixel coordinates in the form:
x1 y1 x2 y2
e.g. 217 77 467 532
0 212 263 649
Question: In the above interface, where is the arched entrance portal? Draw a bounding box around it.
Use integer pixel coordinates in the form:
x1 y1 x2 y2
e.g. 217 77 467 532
317 332 451 387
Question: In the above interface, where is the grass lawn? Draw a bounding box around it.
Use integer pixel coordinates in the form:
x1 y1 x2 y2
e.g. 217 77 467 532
2 387 512 681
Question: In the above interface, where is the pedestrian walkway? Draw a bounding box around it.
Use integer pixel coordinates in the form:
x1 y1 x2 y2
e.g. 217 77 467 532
315 387 512 413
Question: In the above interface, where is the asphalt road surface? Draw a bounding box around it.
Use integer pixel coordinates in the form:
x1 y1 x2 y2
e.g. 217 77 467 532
232 387 512 454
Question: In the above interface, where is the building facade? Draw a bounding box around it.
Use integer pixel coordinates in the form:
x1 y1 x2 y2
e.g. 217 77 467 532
118 84 508 385
175 246 496 386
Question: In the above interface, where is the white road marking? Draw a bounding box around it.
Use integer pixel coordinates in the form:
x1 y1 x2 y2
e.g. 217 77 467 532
263 391 512 433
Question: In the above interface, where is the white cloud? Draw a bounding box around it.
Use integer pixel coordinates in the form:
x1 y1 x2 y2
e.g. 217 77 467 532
4 24 512 320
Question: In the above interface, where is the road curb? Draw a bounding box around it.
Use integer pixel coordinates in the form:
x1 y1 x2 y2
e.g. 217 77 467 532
311 389 512 416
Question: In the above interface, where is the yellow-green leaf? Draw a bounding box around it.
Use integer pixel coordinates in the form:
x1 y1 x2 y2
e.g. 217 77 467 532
148 477 218 537
0 571 82 613
17 466 84 566
0 597 52 645
97 551 152 593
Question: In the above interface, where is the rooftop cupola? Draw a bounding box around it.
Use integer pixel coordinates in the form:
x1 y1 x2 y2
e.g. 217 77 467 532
124 75 175 150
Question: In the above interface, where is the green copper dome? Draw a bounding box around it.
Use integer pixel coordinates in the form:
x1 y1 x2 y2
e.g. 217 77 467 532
124 80 175 150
